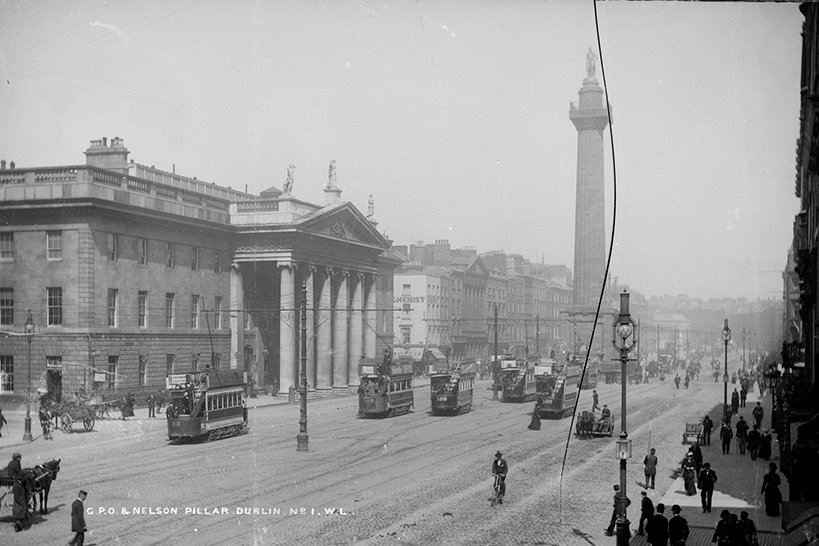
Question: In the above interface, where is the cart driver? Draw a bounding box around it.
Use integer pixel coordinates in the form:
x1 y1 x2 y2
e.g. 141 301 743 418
491 450 508 503
600 404 611 427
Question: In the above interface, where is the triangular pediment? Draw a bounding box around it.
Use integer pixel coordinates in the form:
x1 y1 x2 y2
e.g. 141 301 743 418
296 201 389 250
465 256 490 277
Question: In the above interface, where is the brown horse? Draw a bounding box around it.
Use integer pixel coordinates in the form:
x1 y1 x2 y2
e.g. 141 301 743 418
28 459 60 514
575 410 595 438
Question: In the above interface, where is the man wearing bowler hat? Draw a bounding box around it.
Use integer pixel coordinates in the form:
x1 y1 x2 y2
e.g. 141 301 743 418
491 450 508 503
69 489 87 546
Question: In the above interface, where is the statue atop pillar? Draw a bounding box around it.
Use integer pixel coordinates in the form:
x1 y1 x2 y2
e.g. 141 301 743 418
366 194 374 218
283 163 295 194
327 159 337 188
585 47 597 81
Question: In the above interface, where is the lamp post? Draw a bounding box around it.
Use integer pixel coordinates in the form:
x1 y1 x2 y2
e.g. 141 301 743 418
23 309 34 441
296 283 308 451
612 291 636 546
721 319 731 416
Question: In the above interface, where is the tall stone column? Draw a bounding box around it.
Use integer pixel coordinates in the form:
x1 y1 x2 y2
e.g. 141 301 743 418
569 62 609 307
316 268 333 389
333 271 349 388
278 262 297 392
229 262 244 371
364 274 377 360
348 273 364 385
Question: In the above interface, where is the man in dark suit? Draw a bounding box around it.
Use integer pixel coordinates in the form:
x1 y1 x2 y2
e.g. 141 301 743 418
69 489 87 546
646 502 669 545
668 504 690 545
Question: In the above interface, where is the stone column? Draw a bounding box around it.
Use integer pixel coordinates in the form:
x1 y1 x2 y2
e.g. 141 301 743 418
303 266 316 389
229 262 244 371
278 262 297 393
316 268 333 389
348 273 364 385
333 271 349 388
364 274 377 360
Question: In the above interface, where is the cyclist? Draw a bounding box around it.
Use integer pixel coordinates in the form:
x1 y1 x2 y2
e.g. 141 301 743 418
491 450 508 504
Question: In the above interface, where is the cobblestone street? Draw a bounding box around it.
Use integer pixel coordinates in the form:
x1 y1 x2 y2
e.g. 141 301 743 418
0 367 732 545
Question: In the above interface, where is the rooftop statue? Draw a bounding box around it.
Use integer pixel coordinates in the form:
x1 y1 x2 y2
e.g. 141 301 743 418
283 163 295 194
367 194 374 218
327 159 337 188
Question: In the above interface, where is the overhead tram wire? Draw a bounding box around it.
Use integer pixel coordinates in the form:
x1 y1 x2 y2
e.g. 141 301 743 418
558 0 620 527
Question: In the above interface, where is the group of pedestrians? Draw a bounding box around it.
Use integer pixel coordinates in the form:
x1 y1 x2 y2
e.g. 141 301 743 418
712 509 759 546
637 499 691 546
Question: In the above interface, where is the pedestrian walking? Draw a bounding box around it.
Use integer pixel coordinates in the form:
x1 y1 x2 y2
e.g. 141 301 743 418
674 374 681 389
682 453 697 496
735 415 749 455
752 402 764 429
637 490 654 536
527 401 541 431
731 388 740 416
712 509 734 546
0 408 7 437
684 374 690 389
644 447 658 489
739 386 747 408
605 484 630 536
69 490 88 546
147 393 156 418
739 510 758 546
701 414 713 446
761 462 782 516
691 441 703 474
668 504 690 546
697 462 717 513
592 389 600 412
157 389 166 412
646 502 669 546
747 424 761 461
759 428 773 460
720 422 733 455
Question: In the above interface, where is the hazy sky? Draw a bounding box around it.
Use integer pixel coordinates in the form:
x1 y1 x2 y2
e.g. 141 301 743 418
0 0 803 301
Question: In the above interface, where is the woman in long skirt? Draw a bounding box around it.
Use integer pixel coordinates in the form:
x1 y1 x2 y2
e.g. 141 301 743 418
682 454 697 495
761 462 782 516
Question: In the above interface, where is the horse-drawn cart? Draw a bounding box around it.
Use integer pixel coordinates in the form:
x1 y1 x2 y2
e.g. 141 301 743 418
575 410 615 439
51 399 95 433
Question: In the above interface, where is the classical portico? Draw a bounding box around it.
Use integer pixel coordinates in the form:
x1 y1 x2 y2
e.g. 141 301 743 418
229 185 391 393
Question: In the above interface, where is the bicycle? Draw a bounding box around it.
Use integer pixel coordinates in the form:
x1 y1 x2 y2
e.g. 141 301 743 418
491 475 505 506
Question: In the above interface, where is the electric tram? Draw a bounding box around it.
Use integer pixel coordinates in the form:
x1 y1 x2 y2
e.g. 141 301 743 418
500 359 537 402
357 356 414 418
166 369 249 441
534 359 580 419
429 364 475 415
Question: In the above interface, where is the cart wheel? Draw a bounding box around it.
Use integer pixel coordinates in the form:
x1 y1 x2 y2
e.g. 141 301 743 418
60 413 73 433
83 416 95 431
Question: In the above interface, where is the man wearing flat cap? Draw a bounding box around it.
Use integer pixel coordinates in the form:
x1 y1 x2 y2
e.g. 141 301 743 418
69 489 88 546
491 451 508 503
7 452 28 532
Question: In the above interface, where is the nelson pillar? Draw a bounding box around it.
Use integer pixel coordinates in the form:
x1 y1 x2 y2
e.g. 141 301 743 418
564 48 614 362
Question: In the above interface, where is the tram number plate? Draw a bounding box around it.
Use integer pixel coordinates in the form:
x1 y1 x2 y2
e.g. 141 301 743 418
171 420 181 428
437 396 448 402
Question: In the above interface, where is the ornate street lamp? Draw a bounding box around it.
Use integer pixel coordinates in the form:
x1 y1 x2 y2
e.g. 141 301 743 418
297 284 308 451
23 309 34 441
721 319 731 416
611 291 636 546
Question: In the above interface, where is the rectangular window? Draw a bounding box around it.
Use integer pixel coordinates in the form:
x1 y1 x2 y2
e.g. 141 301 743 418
0 232 13 260
138 355 147 387
191 246 199 271
214 250 222 274
191 295 200 328
243 300 250 329
47 231 62 260
107 289 118 327
402 328 411 345
192 353 199 373
165 293 175 328
138 238 148 266
47 287 62 325
0 288 12 326
214 296 223 329
138 291 148 328
166 242 174 268
166 354 174 376
0 356 13 392
107 356 117 390
107 233 118 261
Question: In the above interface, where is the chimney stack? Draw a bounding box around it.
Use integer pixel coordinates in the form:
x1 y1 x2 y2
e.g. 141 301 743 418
84 136 130 174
